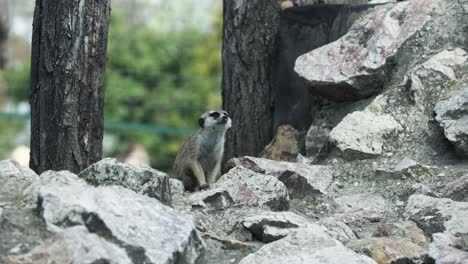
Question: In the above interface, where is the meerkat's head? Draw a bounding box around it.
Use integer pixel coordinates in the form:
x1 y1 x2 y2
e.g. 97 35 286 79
198 110 232 131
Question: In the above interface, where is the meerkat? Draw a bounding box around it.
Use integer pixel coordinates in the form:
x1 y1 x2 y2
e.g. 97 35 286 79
173 110 232 192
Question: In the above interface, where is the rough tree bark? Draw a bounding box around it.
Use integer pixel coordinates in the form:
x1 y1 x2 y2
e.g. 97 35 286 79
222 0 280 161
29 0 111 174
0 0 8 69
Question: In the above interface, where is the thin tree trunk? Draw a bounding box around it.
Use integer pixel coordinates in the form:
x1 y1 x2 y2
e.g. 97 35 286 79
221 0 280 161
29 0 111 174
0 0 8 69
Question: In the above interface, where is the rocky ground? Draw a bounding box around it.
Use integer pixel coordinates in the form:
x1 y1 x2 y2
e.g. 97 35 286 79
1 0 468 263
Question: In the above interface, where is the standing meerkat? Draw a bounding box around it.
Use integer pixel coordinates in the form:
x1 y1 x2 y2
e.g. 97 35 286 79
173 110 232 192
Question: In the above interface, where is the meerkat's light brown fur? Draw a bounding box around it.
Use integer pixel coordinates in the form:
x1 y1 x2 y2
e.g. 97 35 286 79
173 110 232 192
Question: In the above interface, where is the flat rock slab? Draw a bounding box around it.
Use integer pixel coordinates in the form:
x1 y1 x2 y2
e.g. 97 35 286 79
239 227 376 264
295 0 439 101
226 156 333 199
405 194 468 236
38 175 204 264
241 211 312 242
2 226 132 264
79 158 172 205
434 88 468 157
443 174 468 202
430 232 468 264
0 160 39 208
329 111 402 160
347 237 431 264
215 166 289 211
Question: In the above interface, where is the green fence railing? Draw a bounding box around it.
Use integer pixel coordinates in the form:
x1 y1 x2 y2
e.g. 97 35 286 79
0 112 196 135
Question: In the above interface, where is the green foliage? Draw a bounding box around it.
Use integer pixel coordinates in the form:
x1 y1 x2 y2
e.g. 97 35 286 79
105 10 222 171
1 9 222 172
3 62 30 102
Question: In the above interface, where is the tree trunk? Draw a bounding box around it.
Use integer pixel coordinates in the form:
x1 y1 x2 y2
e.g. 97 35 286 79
0 0 8 69
221 0 280 161
29 0 110 174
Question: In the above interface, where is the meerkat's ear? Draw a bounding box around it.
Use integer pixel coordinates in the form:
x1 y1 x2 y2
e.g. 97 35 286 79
198 117 205 128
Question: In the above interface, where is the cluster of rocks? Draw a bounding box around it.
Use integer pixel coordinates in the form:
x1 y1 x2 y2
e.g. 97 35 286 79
2 0 468 263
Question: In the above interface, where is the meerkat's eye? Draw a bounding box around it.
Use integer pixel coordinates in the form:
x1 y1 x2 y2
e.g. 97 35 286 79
209 112 220 119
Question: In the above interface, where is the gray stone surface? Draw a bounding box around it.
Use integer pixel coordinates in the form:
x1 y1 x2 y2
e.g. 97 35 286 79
347 237 431 264
434 88 468 156
216 166 289 211
443 174 468 202
39 175 204 264
329 111 402 160
319 217 357 243
0 160 39 208
241 211 312 242
295 0 440 100
405 195 468 236
373 221 429 247
225 157 333 199
79 158 172 205
239 227 376 264
2 226 132 264
429 232 468 264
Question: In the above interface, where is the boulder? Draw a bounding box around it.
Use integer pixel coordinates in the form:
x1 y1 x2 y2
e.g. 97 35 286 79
189 187 243 209
373 221 429 247
434 88 468 156
305 125 330 162
215 166 289 211
375 158 436 181
0 208 52 256
347 237 431 264
295 0 440 101
429 232 468 264
79 158 172 205
241 211 312 242
239 227 376 264
38 173 204 264
0 160 39 208
319 217 357 243
329 111 402 160
443 174 468 202
405 195 468 236
2 226 132 264
225 157 333 199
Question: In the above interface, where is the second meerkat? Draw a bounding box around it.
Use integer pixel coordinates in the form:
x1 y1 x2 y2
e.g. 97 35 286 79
173 110 232 191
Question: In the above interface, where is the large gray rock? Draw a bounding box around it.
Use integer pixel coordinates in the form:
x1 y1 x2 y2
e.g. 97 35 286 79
407 49 467 105
0 160 39 208
347 237 431 264
375 158 436 182
225 157 333 199
241 211 312 243
434 88 468 156
443 174 468 202
373 221 429 247
215 166 289 211
79 158 172 205
239 226 376 264
2 226 132 264
38 173 204 264
0 208 53 256
429 232 468 264
405 195 468 236
329 111 402 160
319 217 357 243
305 125 330 162
295 0 440 100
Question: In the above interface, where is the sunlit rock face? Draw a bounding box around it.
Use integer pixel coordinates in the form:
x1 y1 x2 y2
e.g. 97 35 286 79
295 0 439 101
